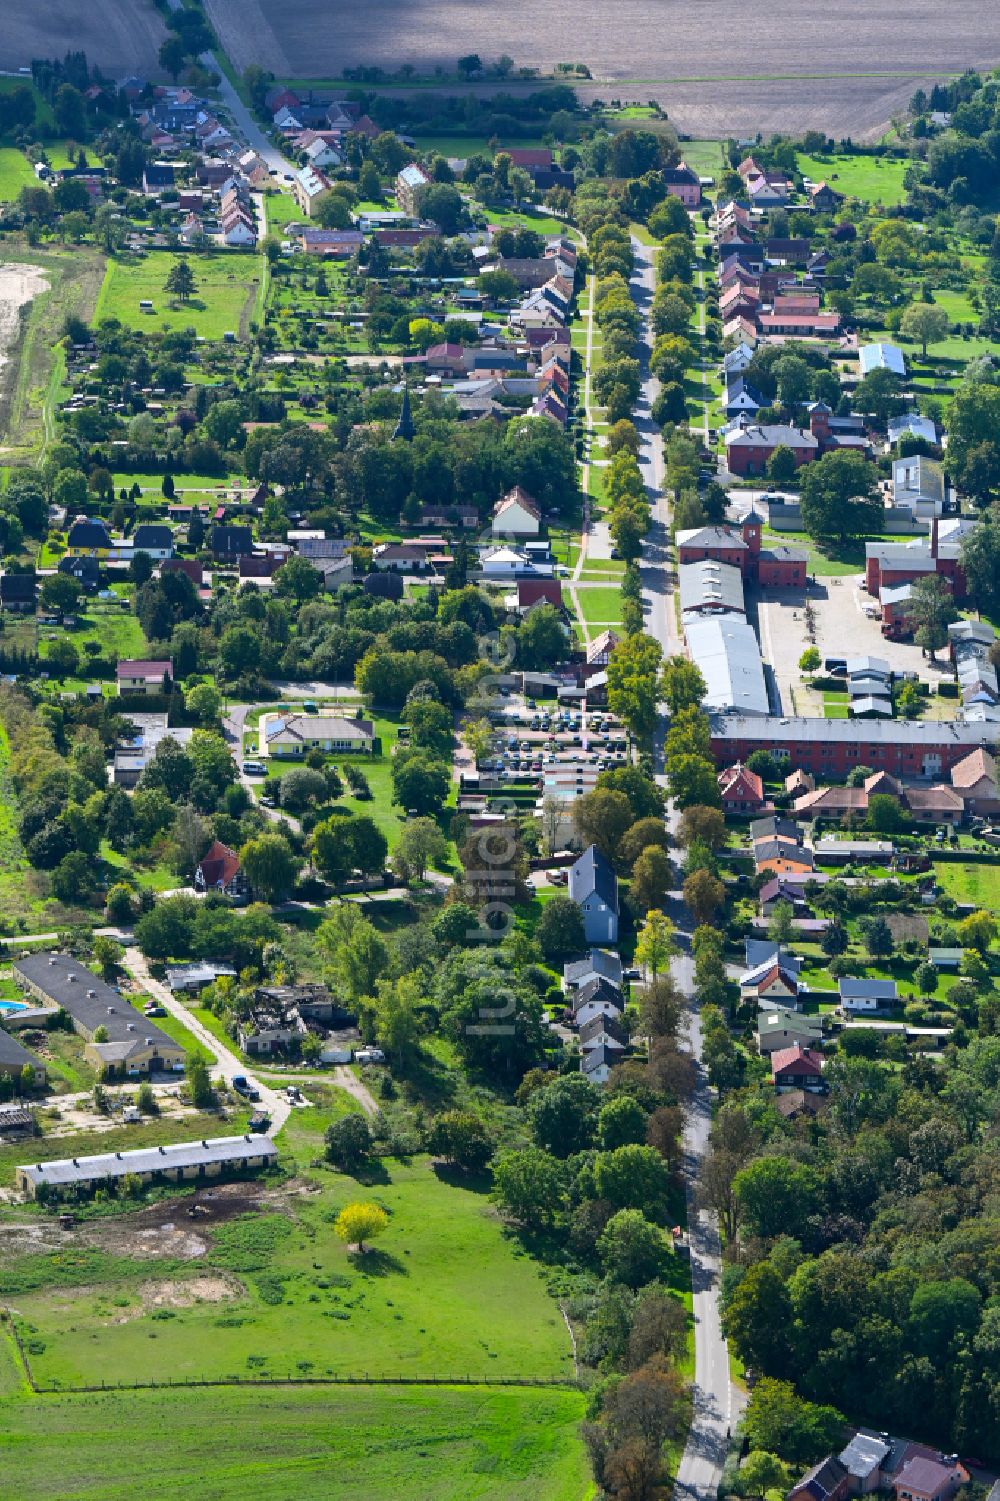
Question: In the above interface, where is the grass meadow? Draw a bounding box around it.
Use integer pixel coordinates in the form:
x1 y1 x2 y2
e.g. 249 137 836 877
10 1156 575 1387
95 254 263 340
0 1336 589 1501
795 152 909 205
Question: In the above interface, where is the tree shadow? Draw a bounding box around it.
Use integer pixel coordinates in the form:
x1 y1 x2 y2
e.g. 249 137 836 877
430 1161 493 1195
347 1245 407 1276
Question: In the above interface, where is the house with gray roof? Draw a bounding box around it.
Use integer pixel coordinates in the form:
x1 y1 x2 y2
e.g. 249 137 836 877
12 953 185 1077
563 949 623 992
838 976 898 1013
17 1134 277 1200
569 845 618 945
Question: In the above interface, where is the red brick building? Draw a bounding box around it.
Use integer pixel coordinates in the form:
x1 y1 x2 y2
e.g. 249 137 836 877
710 715 999 780
724 423 819 477
677 514 807 586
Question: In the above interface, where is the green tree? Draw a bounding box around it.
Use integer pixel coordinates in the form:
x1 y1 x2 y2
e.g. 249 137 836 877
766 445 799 486
743 1378 845 1467
606 632 662 737
866 793 906 833
492 1146 565 1225
733 1156 822 1240
660 655 706 715
573 787 634 862
427 1110 491 1171
187 1056 213 1108
667 754 721 810
736 1452 790 1499
93 936 122 979
366 974 421 1068
324 1113 373 1171
905 574 958 659
536 894 586 962
598 1095 648 1150
593 1143 670 1211
900 301 950 358
317 908 388 1001
239 834 298 903
165 260 196 304
391 753 451 817
634 909 676 979
597 1209 666 1287
799 450 881 546
391 816 448 882
529 1074 600 1158
629 845 673 916
957 909 997 953
799 647 821 674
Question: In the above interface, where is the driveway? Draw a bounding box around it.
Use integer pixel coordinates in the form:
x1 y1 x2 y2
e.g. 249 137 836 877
122 945 291 1134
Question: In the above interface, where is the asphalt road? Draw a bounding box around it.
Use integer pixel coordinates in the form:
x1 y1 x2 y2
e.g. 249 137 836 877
631 234 739 1498
164 0 297 180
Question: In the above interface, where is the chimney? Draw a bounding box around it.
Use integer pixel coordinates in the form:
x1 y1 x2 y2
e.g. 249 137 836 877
930 515 939 560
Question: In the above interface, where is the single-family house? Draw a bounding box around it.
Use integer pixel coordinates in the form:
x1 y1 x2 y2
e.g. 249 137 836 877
771 1045 826 1092
787 1455 850 1501
741 957 801 1005
131 524 174 561
194 840 250 900
569 845 619 946
66 516 112 558
839 977 898 1013
718 762 765 813
950 747 1000 814
570 976 625 1028
580 1044 617 1085
662 161 701 206
259 711 375 759
291 164 331 217
578 1012 628 1053
757 1007 823 1056
893 1455 967 1501
142 162 175 195
211 525 255 561
492 487 541 538
116 659 172 696
563 949 623 992
0 572 37 614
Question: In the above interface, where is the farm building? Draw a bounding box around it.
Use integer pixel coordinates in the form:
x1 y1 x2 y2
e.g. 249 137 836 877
17 1134 278 1200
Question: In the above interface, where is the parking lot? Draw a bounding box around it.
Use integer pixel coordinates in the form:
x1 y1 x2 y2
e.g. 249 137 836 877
458 695 631 794
757 574 956 714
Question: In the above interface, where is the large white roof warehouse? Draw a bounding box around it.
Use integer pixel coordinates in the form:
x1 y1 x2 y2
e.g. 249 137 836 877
685 617 769 717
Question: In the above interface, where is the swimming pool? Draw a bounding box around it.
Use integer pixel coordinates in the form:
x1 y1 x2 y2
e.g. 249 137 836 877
0 1000 27 1015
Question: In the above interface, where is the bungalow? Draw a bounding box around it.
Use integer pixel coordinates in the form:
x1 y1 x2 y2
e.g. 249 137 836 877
0 572 37 614
492 486 541 538
839 977 898 1013
194 840 250 900
772 1044 825 1092
718 762 765 813
569 845 619 946
259 711 375 758
117 659 172 696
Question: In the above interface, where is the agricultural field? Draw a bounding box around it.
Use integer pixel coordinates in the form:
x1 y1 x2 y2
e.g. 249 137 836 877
3 2 166 78
94 254 263 340
0 146 37 202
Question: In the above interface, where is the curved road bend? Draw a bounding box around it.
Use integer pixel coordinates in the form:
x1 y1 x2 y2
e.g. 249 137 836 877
631 233 740 1498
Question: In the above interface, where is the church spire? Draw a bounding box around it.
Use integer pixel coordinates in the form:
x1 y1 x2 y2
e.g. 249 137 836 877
393 384 414 441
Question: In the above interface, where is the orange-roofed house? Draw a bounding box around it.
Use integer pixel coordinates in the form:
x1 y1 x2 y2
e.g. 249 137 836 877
718 762 765 814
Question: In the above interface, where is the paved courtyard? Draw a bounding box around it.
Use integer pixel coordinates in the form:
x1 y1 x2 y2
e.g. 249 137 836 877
757 574 956 715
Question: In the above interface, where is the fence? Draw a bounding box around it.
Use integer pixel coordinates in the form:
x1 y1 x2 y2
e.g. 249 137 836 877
1 1312 580 1396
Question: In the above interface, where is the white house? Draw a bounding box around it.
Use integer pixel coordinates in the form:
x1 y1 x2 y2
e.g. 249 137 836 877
491 486 541 538
838 977 898 1013
259 712 375 758
222 211 257 247
480 545 533 578
570 976 625 1029
569 844 619 945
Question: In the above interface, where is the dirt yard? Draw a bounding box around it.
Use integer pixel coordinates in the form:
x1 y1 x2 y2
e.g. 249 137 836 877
4 0 167 75
0 264 48 382
204 0 1000 138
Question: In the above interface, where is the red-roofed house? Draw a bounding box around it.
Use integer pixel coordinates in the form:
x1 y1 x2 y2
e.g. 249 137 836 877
516 578 563 614
117 659 173 696
505 148 553 170
893 1455 967 1501
772 1045 825 1092
718 762 765 813
195 840 249 901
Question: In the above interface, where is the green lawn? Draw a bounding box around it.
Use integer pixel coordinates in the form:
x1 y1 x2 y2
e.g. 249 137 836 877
577 587 624 628
38 602 148 668
12 1156 574 1387
934 859 1000 915
0 146 37 201
263 193 303 231
0 1109 247 1192
796 152 909 206
95 254 263 340
0 1338 589 1501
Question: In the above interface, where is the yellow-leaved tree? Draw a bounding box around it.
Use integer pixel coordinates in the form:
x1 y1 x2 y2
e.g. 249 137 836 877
335 1201 388 1253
